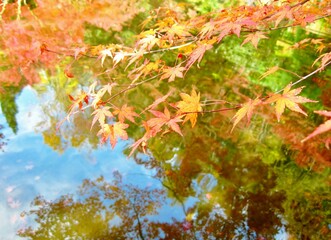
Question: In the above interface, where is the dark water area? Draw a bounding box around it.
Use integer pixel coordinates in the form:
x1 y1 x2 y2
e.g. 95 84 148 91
0 85 330 239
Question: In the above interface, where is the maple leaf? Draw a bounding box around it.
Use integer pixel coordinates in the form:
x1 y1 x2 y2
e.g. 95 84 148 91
185 43 213 70
148 107 183 136
97 122 129 149
199 20 217 39
91 83 116 108
302 111 331 143
64 68 74 78
91 107 113 130
241 32 268 49
265 84 317 122
129 121 157 157
231 98 262 132
141 90 174 114
217 22 242 42
160 65 186 82
166 23 191 42
113 104 139 123
67 92 88 115
99 48 113 67
259 66 279 80
137 32 160 50
73 46 87 60
113 51 126 66
271 5 294 28
126 50 144 69
177 89 202 127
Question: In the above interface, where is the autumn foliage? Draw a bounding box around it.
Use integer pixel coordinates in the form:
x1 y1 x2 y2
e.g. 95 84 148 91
1 0 331 162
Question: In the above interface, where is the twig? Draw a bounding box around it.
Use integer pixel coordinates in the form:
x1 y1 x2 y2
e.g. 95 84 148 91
276 60 331 94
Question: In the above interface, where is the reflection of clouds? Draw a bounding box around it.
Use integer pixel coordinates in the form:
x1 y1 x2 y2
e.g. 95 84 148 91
25 164 34 170
15 86 50 136
6 185 16 193
0 187 29 240
10 213 26 225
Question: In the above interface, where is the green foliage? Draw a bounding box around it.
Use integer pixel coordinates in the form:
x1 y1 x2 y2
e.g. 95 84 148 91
0 86 20 133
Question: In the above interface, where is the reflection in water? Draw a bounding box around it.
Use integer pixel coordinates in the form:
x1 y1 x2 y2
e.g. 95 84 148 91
0 86 329 239
0 125 7 151
19 172 166 239
17 144 331 239
0 60 328 240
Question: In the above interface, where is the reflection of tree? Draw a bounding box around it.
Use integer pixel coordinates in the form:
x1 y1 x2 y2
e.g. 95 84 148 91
18 161 330 239
19 172 165 240
132 120 330 239
0 124 7 151
0 86 21 133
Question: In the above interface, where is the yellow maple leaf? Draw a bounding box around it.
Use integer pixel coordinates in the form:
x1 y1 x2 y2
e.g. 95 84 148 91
265 84 317 122
231 98 262 132
177 89 202 127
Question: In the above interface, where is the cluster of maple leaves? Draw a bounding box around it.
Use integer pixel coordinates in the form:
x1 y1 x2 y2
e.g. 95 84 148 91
1 0 331 156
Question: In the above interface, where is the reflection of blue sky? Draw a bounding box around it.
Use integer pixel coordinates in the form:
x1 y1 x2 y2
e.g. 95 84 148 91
0 86 186 239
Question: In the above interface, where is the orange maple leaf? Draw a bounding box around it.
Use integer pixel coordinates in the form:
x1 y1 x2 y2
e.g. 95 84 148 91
231 98 262 132
141 90 174 114
148 107 183 136
97 122 129 149
241 32 268 49
217 22 242 42
160 65 186 82
302 111 331 143
185 43 213 70
177 89 202 127
91 107 113 130
113 104 139 123
265 84 317 122
67 92 88 115
271 5 294 27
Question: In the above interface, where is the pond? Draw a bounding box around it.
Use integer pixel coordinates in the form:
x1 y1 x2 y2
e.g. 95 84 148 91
0 1 331 239
0 85 330 239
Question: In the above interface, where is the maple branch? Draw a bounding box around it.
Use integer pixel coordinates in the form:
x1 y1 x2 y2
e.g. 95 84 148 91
114 39 197 57
291 0 310 8
266 13 331 32
130 197 145 240
106 73 162 103
44 49 97 59
279 67 302 78
261 0 310 21
146 39 197 54
276 60 331 94
180 106 240 115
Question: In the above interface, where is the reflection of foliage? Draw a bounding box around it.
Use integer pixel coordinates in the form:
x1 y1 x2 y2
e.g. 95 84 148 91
135 119 330 239
34 68 100 152
19 150 331 239
0 86 20 133
19 172 165 239
275 162 331 239
0 124 7 151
